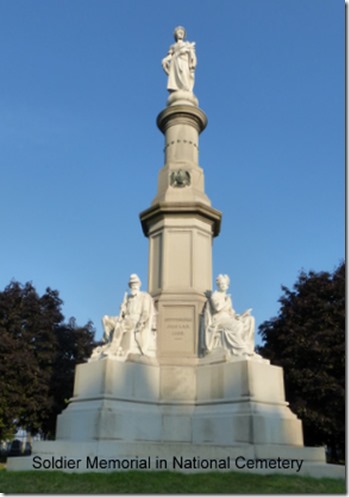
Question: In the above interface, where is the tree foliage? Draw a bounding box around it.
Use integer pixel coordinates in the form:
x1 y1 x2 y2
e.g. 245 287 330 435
258 262 345 462
0 281 96 441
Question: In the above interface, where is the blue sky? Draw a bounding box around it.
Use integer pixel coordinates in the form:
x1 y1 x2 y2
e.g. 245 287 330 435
0 0 344 344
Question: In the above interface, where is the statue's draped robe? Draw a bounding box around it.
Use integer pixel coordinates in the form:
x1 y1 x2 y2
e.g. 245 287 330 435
203 291 255 356
165 40 196 92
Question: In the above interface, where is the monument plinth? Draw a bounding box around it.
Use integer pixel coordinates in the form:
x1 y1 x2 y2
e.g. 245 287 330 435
7 26 344 479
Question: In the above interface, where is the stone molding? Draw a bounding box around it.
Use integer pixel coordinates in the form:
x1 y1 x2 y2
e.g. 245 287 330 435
157 105 208 134
139 201 222 238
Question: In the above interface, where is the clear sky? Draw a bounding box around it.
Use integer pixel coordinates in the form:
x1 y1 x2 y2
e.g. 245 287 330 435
0 0 344 344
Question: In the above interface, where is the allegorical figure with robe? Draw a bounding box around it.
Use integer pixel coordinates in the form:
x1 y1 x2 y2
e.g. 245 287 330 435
202 274 256 357
162 26 197 92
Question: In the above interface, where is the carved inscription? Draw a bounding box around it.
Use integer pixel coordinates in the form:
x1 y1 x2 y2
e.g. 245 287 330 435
160 306 195 354
165 318 192 341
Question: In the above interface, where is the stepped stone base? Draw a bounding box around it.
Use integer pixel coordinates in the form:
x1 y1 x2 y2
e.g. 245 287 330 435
52 355 304 446
7 353 344 478
7 440 344 479
6 356 345 478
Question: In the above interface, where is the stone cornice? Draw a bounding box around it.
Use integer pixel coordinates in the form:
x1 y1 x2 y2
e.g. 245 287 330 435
157 105 208 134
139 201 222 237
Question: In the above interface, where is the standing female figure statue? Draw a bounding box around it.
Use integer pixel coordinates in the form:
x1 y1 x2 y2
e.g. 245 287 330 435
162 26 197 93
202 274 256 357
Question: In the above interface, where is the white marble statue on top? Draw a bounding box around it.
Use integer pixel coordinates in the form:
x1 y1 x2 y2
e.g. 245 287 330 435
89 274 156 361
162 26 197 93
202 274 258 358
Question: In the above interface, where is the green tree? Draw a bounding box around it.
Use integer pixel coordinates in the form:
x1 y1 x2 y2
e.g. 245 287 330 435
0 281 96 441
43 317 95 438
0 281 55 440
258 262 345 463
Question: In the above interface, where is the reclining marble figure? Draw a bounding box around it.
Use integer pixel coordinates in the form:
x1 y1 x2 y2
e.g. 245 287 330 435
202 274 257 357
89 274 156 361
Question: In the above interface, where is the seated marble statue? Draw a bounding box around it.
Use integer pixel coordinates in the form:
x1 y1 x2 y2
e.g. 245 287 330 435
202 274 256 357
90 274 156 361
162 26 197 93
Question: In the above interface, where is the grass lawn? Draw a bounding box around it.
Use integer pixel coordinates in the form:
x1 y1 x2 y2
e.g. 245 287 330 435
0 468 346 494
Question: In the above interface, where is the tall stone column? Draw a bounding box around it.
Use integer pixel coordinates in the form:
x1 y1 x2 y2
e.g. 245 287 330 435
140 93 222 362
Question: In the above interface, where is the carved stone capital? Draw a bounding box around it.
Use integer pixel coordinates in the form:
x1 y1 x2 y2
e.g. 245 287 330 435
139 201 222 238
157 105 208 134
